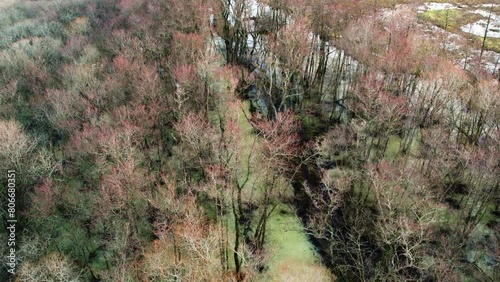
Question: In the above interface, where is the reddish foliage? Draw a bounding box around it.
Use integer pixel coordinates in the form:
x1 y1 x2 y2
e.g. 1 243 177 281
172 64 197 85
254 110 302 174
350 73 408 129
385 35 412 72
269 17 310 71
31 179 55 217
171 32 204 67
23 61 50 94
65 123 95 158
112 53 132 75
65 119 140 165
99 161 149 211
169 0 210 33
215 66 240 93
306 0 363 40
173 112 217 166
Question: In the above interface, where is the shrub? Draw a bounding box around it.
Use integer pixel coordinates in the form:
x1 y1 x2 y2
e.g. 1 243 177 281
17 253 82 282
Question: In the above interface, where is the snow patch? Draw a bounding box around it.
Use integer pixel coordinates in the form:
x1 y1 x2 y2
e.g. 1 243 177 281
471 9 497 19
461 19 500 38
480 4 500 9
461 10 500 39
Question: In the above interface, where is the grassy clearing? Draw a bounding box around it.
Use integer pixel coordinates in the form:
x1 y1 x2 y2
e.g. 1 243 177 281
385 135 401 160
258 203 334 282
385 131 421 159
483 37 500 52
421 9 484 32
237 100 257 184
226 101 333 280
209 96 332 279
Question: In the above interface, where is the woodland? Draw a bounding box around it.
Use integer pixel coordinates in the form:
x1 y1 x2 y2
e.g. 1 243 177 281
0 0 498 281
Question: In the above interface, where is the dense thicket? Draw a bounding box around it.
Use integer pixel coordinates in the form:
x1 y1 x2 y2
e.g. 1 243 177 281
0 0 498 281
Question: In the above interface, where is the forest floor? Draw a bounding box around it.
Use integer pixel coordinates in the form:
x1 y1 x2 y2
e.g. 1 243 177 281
259 203 333 282
234 102 334 281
